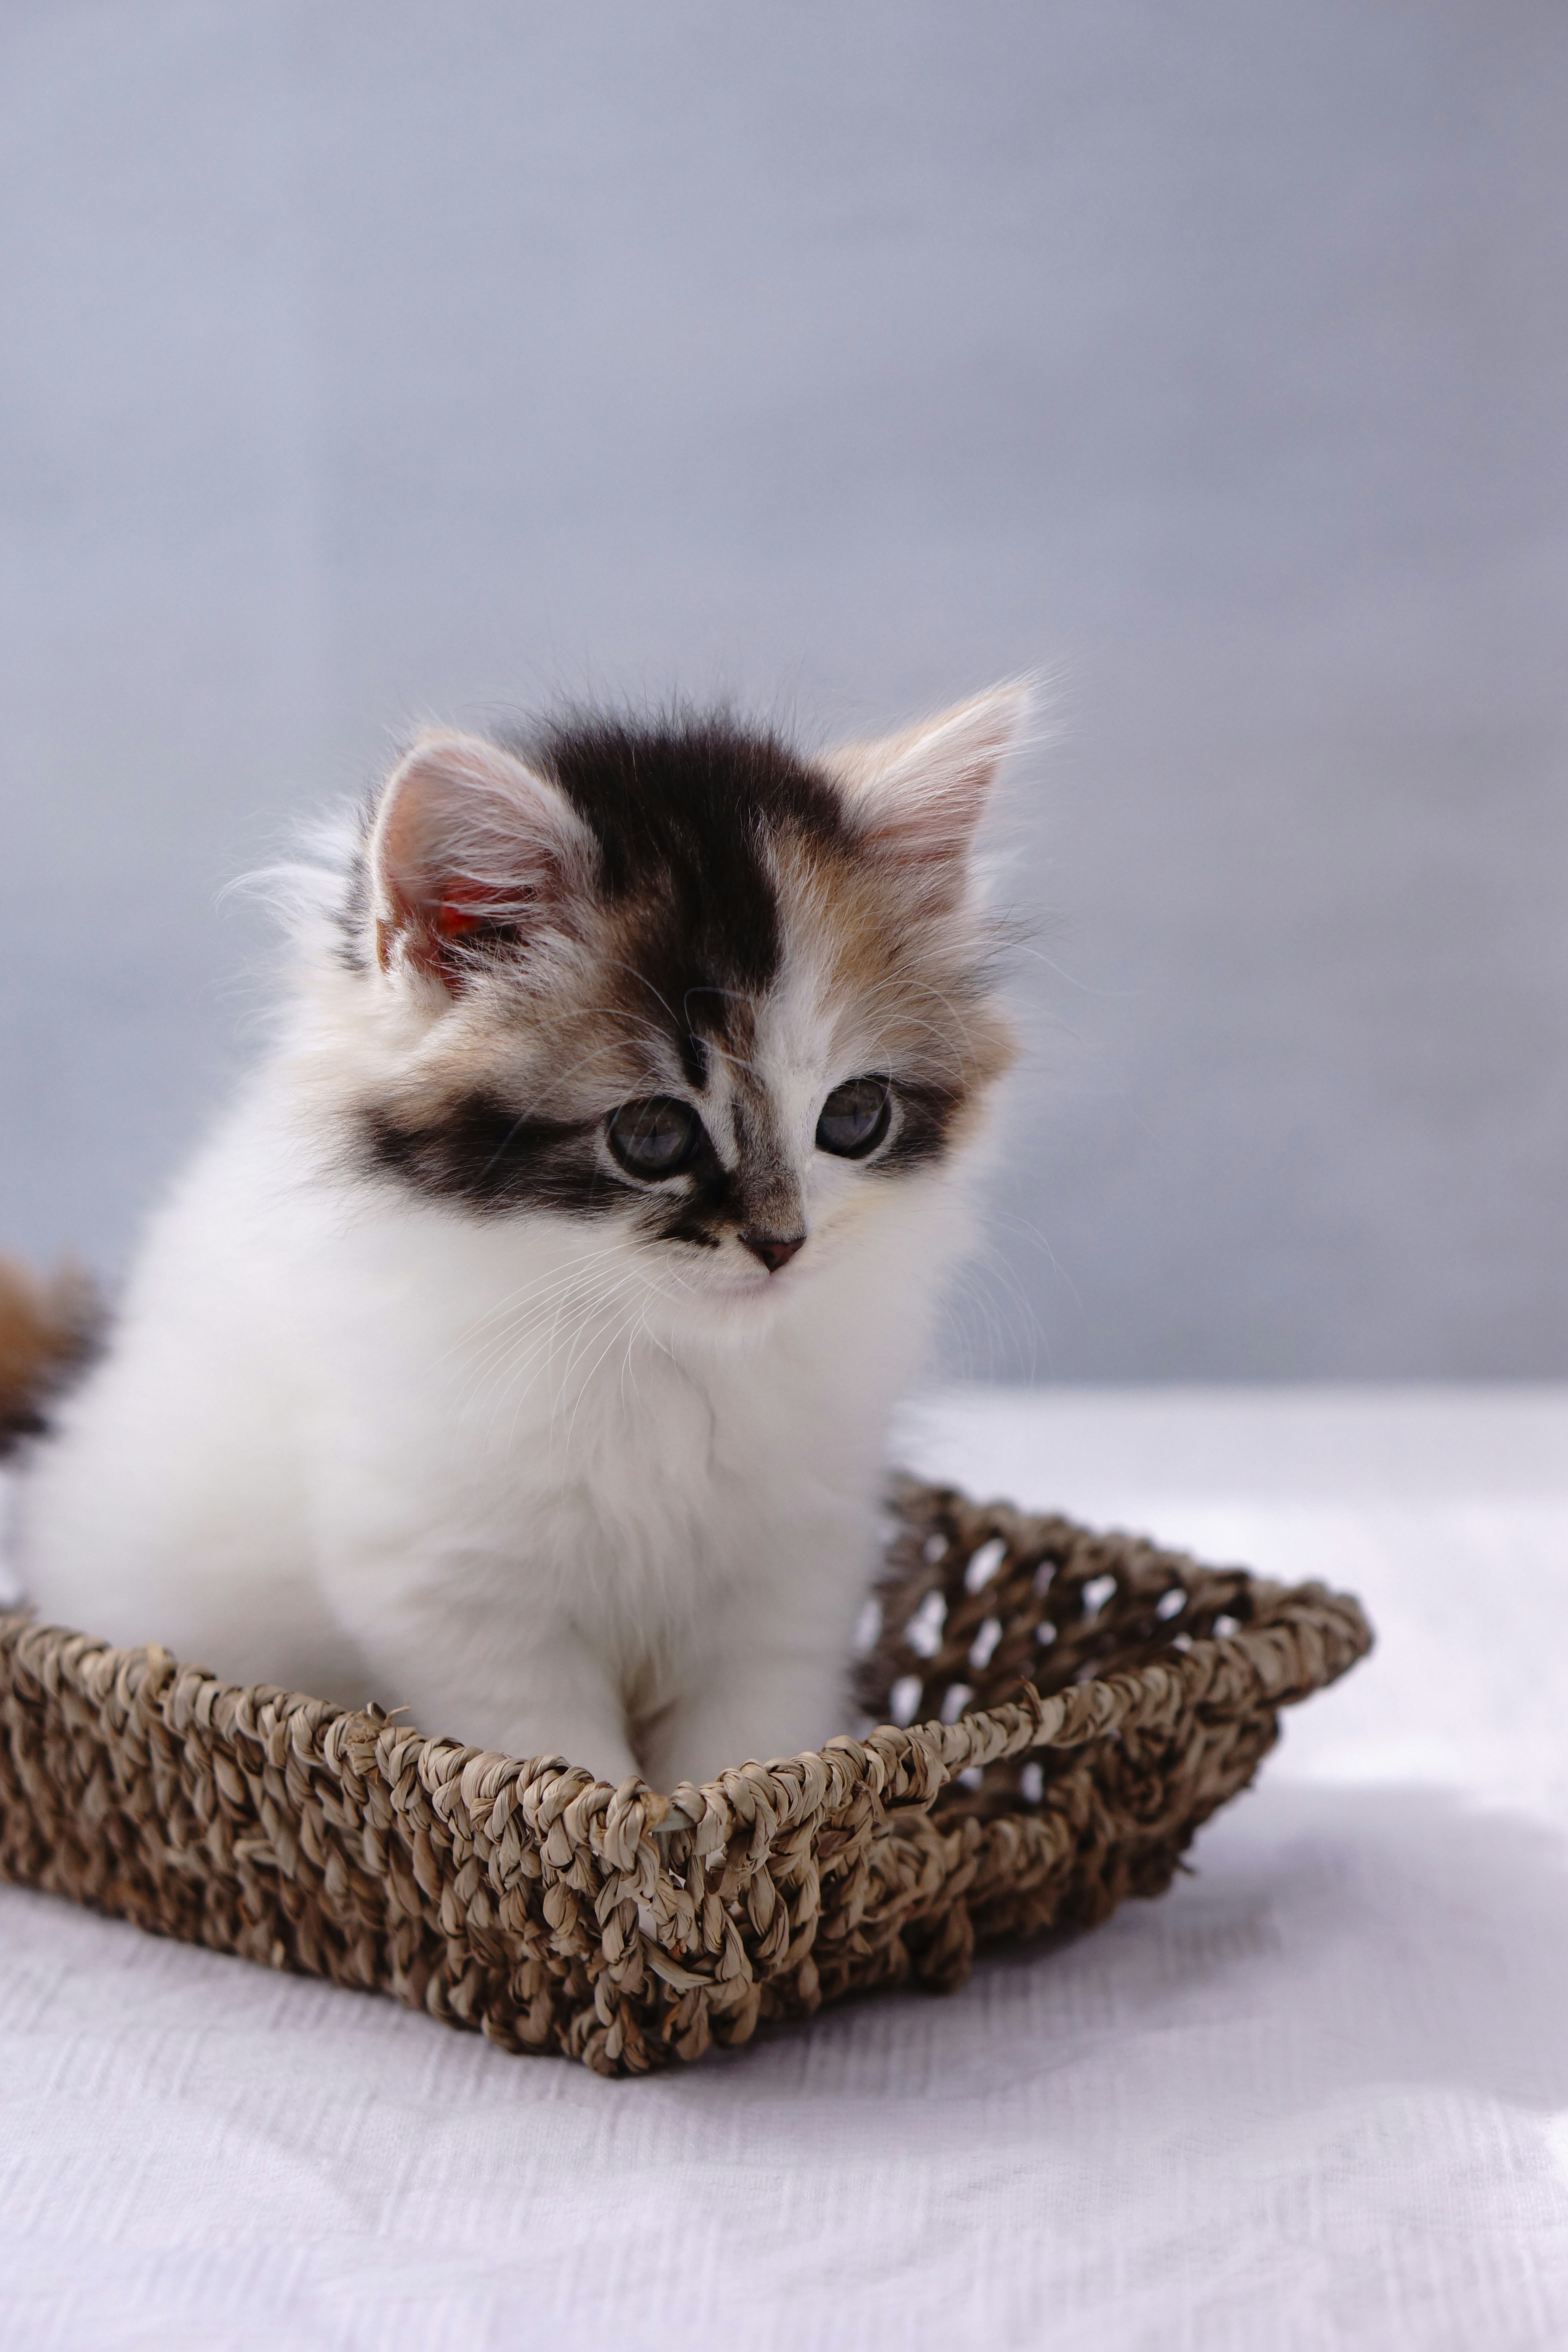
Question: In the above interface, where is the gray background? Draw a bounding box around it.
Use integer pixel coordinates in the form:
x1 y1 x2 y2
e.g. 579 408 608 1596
2 0 1564 1381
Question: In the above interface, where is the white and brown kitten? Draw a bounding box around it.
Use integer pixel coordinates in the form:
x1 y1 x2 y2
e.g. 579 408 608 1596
13 688 1026 1789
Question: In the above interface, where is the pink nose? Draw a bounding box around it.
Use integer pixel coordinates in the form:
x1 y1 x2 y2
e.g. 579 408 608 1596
741 1232 806 1274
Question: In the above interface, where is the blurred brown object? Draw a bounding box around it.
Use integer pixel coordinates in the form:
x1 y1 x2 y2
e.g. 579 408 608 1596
0 1258 101 1456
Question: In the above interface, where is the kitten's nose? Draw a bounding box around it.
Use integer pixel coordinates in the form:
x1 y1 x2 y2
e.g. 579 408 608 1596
741 1231 806 1275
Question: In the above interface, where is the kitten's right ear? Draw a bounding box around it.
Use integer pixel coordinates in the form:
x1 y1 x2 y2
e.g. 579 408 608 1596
368 730 597 991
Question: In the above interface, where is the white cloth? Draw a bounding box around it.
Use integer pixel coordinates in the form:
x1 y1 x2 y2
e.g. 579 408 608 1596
3 1386 1566 2352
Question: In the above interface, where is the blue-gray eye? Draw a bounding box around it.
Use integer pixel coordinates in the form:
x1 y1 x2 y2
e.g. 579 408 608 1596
815 1077 891 1158
606 1097 704 1178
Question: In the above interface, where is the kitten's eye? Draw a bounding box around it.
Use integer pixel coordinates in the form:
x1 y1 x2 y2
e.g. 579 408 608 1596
815 1076 891 1159
606 1096 704 1179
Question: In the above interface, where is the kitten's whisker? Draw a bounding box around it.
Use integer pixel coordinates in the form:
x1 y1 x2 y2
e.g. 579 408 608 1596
452 1260 616 1407
460 1250 622 1351
499 1276 623 1448
467 1287 604 1438
550 1266 638 1408
459 1256 632 1428
448 1246 624 1359
984 1207 1084 1321
555 1288 646 1465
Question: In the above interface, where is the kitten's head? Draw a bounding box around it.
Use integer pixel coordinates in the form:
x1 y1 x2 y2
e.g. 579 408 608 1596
335 691 1027 1325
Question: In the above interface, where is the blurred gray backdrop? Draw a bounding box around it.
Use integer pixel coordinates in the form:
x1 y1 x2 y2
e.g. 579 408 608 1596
2 0 1564 1380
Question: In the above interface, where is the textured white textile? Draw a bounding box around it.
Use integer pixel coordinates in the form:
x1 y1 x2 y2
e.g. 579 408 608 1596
3 1386 1566 2352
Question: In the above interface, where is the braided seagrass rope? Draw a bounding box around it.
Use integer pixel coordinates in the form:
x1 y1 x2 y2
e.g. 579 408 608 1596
0 1480 1372 2075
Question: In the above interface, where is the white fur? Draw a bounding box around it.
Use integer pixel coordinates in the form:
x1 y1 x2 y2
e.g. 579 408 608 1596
17 697 1022 1790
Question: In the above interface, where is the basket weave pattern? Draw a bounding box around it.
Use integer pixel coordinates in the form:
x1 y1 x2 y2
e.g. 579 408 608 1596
0 1481 1370 2075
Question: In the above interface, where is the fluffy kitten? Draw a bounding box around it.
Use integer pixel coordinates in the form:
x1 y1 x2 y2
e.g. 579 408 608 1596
15 688 1025 1790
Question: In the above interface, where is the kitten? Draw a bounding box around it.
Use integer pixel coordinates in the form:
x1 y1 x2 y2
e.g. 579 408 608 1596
13 688 1026 1790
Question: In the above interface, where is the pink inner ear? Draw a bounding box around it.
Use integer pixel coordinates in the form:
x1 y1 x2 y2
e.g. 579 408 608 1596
370 731 590 986
429 891 516 940
379 881 523 981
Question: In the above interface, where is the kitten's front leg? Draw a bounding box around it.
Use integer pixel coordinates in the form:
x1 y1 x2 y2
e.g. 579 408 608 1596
644 1646 855 1791
336 1570 641 1786
643 1531 868 1791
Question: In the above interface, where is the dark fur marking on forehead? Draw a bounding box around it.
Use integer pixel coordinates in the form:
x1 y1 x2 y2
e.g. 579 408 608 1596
359 1098 628 1218
518 709 849 901
500 710 850 1022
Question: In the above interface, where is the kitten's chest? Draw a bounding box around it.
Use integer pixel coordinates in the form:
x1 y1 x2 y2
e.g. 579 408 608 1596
321 1310 786 1596
304 1214 887 1647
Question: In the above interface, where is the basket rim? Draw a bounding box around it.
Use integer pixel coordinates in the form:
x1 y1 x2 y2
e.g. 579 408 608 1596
0 1542 1372 1855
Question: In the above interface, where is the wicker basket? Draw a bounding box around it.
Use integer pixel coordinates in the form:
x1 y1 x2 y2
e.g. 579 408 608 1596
0 1479 1371 2075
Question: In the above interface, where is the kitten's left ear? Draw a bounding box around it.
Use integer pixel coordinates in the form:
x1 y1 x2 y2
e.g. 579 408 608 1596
822 683 1031 870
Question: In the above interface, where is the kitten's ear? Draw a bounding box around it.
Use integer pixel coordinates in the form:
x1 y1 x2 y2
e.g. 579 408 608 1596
824 684 1031 870
368 729 596 990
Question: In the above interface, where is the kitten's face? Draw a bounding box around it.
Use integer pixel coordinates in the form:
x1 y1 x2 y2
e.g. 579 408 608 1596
344 697 1023 1326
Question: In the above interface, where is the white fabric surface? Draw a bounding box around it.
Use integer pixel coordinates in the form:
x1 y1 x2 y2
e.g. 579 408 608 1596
3 1385 1566 2352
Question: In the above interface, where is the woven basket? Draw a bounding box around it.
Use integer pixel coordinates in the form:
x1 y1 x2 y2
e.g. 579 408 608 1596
0 1479 1370 2075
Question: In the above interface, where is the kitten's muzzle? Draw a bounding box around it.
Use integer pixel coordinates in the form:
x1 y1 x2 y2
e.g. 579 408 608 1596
739 1231 806 1275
